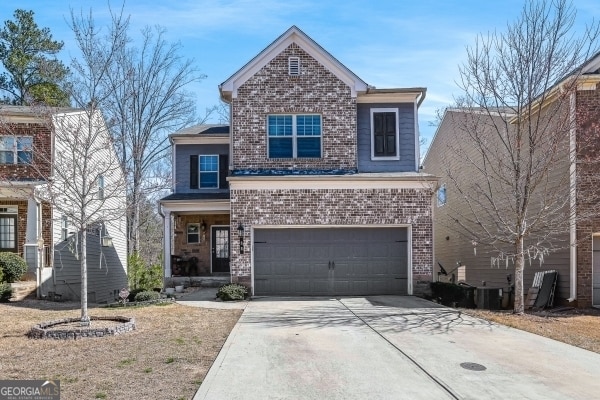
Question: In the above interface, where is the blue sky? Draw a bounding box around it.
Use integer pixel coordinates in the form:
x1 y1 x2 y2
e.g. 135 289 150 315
1 0 600 142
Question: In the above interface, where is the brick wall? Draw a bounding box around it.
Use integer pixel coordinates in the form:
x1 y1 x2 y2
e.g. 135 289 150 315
230 187 434 294
231 43 357 171
0 122 52 180
575 86 600 307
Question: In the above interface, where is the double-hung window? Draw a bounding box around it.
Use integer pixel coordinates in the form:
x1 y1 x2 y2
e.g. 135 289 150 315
0 136 33 164
199 155 218 188
371 108 399 159
268 114 321 158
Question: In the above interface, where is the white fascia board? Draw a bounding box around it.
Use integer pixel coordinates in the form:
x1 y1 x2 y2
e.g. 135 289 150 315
357 93 420 103
228 175 437 190
221 29 368 98
159 200 230 213
171 136 230 145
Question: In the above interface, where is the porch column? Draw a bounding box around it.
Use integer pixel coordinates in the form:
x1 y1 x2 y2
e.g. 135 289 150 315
163 209 172 277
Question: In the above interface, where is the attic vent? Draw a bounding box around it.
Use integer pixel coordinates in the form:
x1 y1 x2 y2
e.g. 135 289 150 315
288 57 300 76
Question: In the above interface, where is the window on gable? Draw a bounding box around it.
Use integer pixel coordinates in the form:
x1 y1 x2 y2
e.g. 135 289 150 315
268 114 321 158
371 109 399 159
288 57 300 76
437 185 447 207
0 136 33 164
199 155 219 188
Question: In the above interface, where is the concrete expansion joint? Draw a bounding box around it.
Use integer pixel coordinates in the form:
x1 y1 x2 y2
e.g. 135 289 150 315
335 299 462 400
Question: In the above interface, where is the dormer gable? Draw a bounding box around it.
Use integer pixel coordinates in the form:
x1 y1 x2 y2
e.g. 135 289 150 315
219 25 368 101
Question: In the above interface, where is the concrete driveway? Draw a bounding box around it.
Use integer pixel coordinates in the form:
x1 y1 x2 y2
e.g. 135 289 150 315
194 296 600 400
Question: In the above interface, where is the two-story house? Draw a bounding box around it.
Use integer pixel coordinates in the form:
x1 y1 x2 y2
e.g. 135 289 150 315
0 106 127 303
423 53 600 308
160 26 437 296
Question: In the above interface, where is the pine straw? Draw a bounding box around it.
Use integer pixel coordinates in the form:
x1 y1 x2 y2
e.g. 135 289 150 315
464 308 600 354
0 300 242 400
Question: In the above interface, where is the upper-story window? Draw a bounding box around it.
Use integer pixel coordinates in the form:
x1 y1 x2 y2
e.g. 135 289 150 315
0 136 33 164
189 154 228 190
268 114 321 158
98 175 105 200
370 108 399 160
199 155 219 188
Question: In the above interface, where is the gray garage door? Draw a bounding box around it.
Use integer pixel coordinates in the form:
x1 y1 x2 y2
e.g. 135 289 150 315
254 227 408 296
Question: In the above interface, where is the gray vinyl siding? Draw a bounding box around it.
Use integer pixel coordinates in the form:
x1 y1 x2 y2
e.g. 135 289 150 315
175 144 229 193
424 110 572 303
42 233 127 303
357 103 417 172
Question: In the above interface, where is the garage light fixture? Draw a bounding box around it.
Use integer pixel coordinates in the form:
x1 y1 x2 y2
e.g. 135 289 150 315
237 223 244 254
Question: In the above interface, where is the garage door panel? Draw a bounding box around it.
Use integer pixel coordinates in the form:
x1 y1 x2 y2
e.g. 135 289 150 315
254 228 409 296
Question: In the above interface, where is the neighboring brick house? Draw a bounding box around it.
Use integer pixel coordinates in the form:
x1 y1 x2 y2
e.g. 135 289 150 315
160 26 437 296
423 54 600 308
0 106 127 303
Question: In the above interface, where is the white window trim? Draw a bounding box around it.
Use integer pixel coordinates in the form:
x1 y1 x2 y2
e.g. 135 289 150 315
267 114 322 159
370 108 400 161
199 154 219 189
187 222 200 244
0 135 33 164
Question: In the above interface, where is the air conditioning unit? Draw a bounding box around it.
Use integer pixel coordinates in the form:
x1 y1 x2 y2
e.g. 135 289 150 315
476 287 502 310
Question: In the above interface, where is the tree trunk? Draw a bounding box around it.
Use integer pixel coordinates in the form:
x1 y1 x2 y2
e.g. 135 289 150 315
80 228 89 325
514 236 525 314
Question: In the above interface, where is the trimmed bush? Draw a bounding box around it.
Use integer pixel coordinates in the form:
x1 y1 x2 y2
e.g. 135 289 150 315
216 283 249 301
134 290 160 302
0 252 28 283
0 282 12 302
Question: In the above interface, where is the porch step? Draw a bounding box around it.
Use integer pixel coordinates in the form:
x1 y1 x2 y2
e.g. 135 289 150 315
167 276 230 289
10 281 38 301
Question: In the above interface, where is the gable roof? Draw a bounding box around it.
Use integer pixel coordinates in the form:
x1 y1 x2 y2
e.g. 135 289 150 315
219 25 369 101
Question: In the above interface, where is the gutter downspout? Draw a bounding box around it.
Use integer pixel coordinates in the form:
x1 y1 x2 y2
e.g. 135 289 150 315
568 91 577 302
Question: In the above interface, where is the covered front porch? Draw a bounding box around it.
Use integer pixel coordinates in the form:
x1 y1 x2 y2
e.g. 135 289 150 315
159 194 231 280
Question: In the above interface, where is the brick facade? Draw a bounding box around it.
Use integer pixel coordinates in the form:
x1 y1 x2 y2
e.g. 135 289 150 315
232 43 357 171
230 187 434 294
0 122 52 180
172 214 230 275
575 86 600 307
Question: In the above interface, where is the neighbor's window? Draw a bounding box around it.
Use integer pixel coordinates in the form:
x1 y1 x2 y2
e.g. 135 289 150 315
371 108 399 159
61 215 69 241
199 155 218 188
0 136 33 164
187 223 200 243
98 175 105 200
268 114 321 158
437 185 447 207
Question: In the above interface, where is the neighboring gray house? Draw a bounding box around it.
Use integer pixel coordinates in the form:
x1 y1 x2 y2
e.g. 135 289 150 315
160 26 437 296
0 106 127 303
423 53 600 307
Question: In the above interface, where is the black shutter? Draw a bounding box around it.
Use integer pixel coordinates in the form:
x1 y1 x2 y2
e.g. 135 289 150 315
373 112 396 157
190 155 198 189
219 154 228 189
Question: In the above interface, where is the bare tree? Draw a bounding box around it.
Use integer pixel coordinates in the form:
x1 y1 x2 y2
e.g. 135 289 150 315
445 0 600 313
100 25 204 256
32 7 129 324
